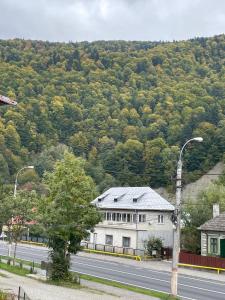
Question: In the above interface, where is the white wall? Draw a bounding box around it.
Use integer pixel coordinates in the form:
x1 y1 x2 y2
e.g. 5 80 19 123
90 210 173 249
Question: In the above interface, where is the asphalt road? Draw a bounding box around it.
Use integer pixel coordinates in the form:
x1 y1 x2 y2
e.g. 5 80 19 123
1 242 225 300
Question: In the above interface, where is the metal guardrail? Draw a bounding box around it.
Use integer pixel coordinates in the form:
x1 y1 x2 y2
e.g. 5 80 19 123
18 287 32 300
178 263 225 274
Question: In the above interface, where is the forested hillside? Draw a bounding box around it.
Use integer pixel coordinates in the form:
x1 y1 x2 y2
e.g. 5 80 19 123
0 35 224 192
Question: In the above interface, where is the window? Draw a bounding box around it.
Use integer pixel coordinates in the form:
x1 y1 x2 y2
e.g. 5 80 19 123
139 214 146 222
158 215 164 224
112 212 116 221
127 214 131 222
106 212 111 221
105 235 113 245
122 237 131 248
122 213 127 222
210 238 218 254
116 213 121 221
133 214 137 223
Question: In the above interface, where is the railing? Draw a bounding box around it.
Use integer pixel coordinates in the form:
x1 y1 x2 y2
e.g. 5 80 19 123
18 287 32 300
81 242 145 257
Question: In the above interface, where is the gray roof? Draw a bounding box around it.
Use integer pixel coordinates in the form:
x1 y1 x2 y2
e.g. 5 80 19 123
92 187 174 211
198 213 225 232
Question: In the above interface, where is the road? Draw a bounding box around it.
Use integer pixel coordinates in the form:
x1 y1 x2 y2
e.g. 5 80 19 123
1 242 225 300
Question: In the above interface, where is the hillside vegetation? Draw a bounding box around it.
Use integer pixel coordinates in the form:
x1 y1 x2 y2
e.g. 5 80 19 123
0 35 224 192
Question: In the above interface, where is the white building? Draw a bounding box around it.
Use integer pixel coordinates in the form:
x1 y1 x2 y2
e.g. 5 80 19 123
90 187 174 250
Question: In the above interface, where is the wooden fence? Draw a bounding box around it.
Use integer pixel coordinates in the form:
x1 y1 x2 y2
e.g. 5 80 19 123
180 251 225 268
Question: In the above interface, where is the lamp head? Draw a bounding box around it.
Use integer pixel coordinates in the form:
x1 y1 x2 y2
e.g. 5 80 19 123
193 137 203 142
27 166 34 169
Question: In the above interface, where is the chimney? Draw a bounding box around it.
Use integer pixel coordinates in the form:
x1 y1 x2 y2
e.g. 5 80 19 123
213 204 220 218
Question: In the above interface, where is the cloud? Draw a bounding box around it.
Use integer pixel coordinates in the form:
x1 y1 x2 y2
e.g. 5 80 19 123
0 0 224 41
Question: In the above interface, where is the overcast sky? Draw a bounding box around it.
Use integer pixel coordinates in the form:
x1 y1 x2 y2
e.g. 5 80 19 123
0 0 224 42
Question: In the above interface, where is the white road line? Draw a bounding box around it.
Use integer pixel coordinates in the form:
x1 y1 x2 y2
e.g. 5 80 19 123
73 257 225 287
77 270 196 300
74 261 225 295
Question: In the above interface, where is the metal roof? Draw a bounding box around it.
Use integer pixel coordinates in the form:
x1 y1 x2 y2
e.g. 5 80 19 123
92 187 174 211
0 95 17 106
198 213 225 232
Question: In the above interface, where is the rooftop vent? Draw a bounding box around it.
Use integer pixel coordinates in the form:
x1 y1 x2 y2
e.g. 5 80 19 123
97 193 109 203
113 193 125 203
133 193 146 203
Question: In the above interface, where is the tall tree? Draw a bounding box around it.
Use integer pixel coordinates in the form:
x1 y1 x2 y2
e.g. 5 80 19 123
39 152 100 280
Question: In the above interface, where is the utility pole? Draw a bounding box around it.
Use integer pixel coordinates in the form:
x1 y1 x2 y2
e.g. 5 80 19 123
170 137 203 297
171 159 182 296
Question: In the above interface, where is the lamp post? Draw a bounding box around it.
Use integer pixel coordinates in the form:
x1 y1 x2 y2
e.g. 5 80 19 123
171 137 203 296
13 166 34 198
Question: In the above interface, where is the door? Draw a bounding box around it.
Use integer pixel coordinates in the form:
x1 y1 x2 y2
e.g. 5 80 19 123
220 239 225 258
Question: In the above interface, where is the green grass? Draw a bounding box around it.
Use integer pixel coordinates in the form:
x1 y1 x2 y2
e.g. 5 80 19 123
80 274 180 300
0 255 40 268
0 261 30 276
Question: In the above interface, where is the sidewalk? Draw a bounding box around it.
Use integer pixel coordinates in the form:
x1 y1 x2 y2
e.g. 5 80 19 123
0 269 158 300
77 251 225 282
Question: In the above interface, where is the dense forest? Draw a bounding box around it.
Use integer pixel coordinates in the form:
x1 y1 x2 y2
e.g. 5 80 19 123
0 35 224 193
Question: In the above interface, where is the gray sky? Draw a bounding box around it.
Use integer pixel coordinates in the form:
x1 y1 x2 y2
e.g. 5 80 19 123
0 0 224 42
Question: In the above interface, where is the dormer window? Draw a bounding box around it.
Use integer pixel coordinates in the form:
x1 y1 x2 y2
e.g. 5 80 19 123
98 198 102 202
133 198 137 203
114 198 118 202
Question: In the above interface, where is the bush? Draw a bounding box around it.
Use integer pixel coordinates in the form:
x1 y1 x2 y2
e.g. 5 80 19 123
145 237 163 257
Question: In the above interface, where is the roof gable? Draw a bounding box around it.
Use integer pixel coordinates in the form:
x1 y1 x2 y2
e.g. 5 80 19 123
92 187 174 211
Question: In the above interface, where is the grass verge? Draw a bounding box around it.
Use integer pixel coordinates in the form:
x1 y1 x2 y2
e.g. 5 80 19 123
0 255 40 268
0 261 29 276
80 274 180 300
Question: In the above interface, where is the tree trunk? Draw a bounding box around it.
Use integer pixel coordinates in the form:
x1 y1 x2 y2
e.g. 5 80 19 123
13 241 18 266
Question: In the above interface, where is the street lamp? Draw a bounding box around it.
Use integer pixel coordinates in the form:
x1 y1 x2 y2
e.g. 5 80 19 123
171 137 203 296
13 166 34 198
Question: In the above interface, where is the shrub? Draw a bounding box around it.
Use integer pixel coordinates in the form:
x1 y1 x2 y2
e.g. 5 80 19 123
145 237 163 257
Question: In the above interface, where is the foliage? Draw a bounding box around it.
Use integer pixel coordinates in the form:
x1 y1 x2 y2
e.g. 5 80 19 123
0 191 38 263
0 36 224 192
182 182 225 253
145 236 163 256
39 152 101 280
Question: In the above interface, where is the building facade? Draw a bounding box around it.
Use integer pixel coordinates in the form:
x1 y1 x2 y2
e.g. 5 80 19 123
199 212 225 258
90 187 174 250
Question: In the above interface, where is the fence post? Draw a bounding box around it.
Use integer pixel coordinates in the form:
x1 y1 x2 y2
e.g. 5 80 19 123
18 286 21 300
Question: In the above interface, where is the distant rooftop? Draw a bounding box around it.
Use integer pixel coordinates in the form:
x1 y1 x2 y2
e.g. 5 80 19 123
199 213 225 232
0 95 17 106
92 187 174 211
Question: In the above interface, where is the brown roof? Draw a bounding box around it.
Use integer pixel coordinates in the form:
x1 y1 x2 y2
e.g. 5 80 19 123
198 213 225 232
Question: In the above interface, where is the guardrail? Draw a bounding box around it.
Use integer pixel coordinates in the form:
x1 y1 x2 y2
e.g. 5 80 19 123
178 263 225 274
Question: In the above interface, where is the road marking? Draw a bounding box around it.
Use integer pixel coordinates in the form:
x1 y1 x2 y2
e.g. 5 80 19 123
73 261 171 284
77 270 196 300
74 255 225 287
74 261 225 295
